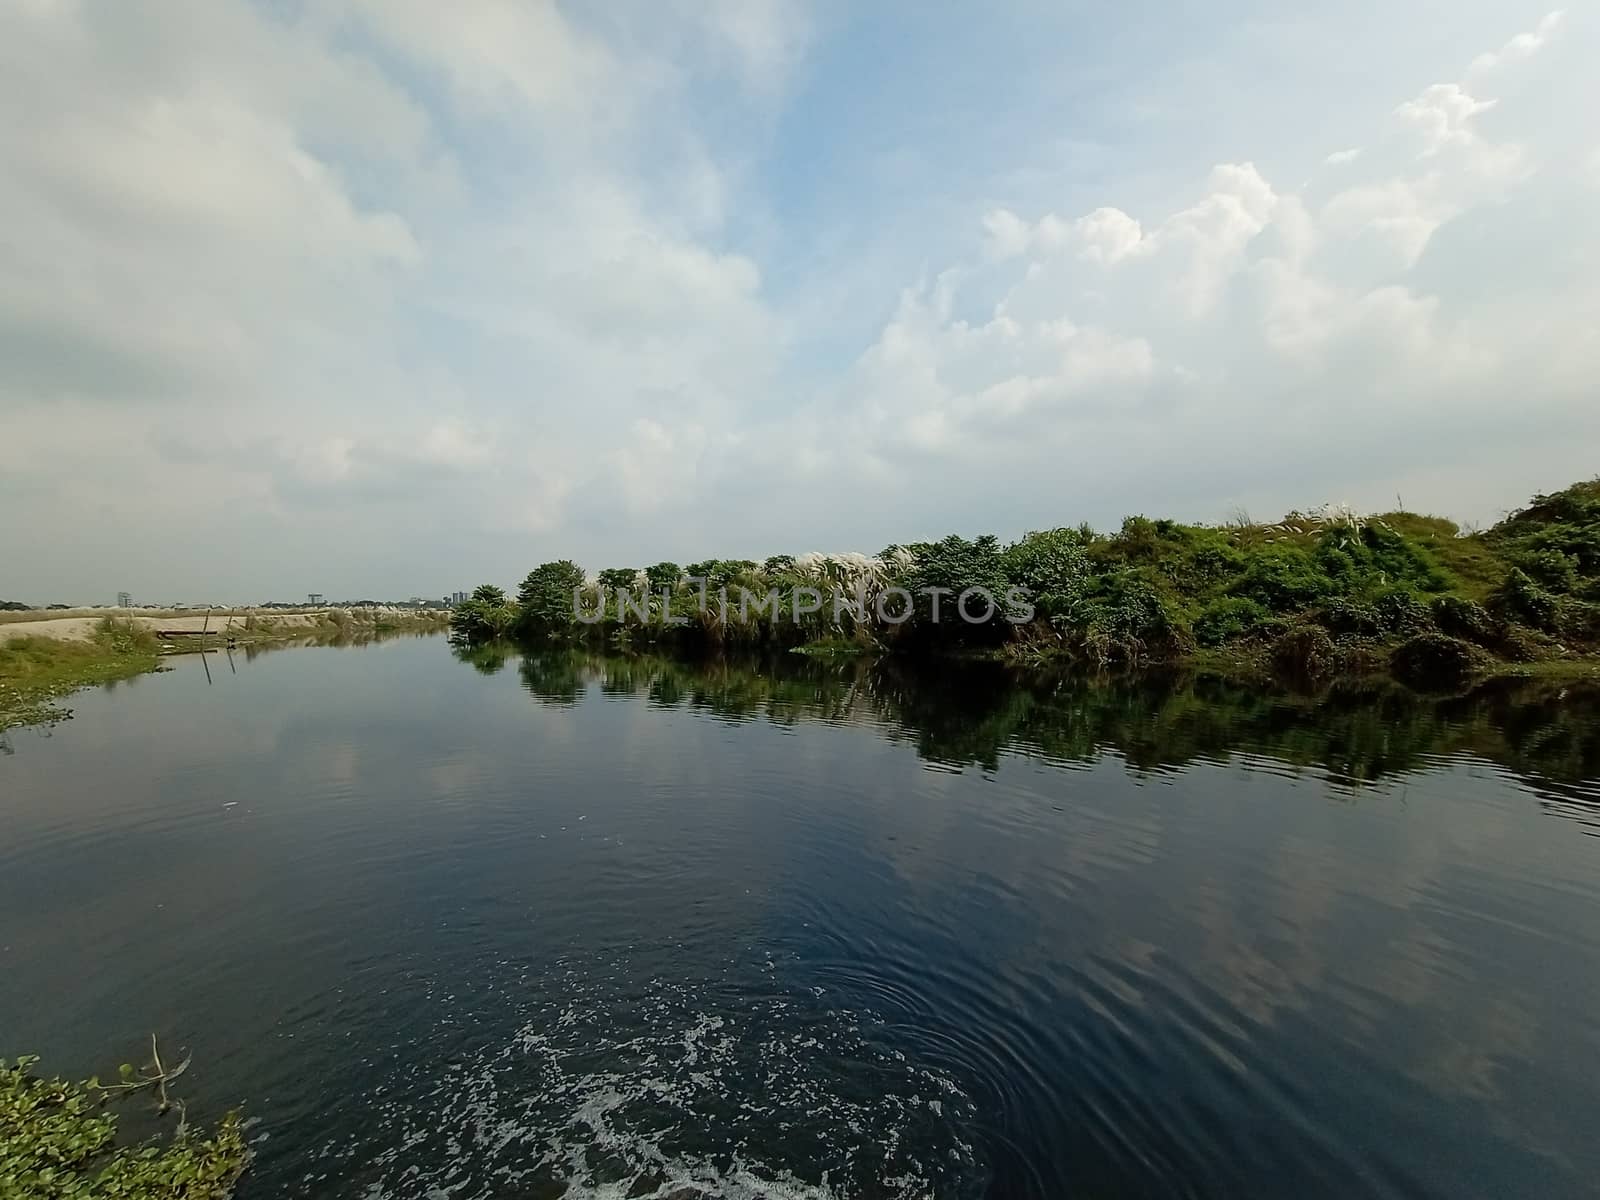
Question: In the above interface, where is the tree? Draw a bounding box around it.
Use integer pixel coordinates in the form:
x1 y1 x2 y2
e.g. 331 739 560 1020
597 568 640 591
644 562 681 592
516 561 587 638
449 584 516 644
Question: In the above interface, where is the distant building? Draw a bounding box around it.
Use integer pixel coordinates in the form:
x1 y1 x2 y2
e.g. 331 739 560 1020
308 592 324 605
116 591 132 608
446 591 468 605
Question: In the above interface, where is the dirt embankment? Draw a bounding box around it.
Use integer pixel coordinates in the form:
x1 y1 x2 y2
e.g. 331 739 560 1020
0 608 427 644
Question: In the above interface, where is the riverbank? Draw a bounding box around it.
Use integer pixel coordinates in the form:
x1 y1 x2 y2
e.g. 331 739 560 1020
452 477 1600 691
0 608 449 730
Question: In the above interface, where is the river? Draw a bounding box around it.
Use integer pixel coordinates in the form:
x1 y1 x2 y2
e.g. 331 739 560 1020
3 634 1598 1198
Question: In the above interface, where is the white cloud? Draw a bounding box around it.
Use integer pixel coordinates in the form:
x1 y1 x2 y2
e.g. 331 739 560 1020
0 3 1595 598
1396 83 1499 157
739 13 1596 541
1468 9 1565 77
1075 208 1148 265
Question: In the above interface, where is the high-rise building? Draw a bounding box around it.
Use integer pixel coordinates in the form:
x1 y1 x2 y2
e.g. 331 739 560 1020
116 591 133 608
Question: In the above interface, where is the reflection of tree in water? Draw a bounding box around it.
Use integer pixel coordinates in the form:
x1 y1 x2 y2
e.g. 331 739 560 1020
497 645 1600 797
516 647 585 706
452 642 513 676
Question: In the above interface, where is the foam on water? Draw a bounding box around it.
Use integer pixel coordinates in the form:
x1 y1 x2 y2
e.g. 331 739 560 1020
305 957 986 1199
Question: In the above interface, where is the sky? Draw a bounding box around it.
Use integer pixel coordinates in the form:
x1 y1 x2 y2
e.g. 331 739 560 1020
1 0 1596 603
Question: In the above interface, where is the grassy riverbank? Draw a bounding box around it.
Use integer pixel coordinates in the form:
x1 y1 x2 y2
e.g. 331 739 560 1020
452 477 1600 691
0 620 162 730
0 609 449 731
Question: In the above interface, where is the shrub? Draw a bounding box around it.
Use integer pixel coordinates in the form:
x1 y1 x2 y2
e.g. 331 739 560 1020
1193 597 1270 647
1319 599 1382 638
898 534 1014 644
1071 569 1194 662
1233 546 1334 612
1431 594 1496 643
1497 624 1549 663
1315 523 1451 595
1371 588 1432 635
644 562 682 592
1334 640 1392 676
1318 590 1430 638
1558 598 1600 644
1488 568 1559 631
1392 633 1483 691
516 561 587 638
597 568 639 591
1002 528 1092 621
1514 549 1579 593
1487 478 1600 580
93 617 158 656
449 584 518 644
1271 625 1336 681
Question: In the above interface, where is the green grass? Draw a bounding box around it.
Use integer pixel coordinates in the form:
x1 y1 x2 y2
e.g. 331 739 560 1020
0 620 162 731
1376 512 1506 599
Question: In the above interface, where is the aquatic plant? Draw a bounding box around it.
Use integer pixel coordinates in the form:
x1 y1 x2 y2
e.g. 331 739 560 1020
0 1041 248 1199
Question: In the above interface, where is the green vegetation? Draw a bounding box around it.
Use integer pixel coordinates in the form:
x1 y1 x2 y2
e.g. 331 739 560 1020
1 1045 248 1198
0 610 450 732
0 620 161 731
451 478 1600 689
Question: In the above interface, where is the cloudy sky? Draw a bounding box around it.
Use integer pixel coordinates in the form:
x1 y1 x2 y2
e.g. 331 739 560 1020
1 1 1595 603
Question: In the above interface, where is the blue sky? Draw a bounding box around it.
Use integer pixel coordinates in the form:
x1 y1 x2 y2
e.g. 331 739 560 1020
1 1 1595 602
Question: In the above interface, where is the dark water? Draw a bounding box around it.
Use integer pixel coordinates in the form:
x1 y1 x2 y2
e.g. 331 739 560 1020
4 635 1600 1199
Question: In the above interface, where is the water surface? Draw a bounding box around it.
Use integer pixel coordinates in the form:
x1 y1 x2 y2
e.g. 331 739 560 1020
3 636 1599 1198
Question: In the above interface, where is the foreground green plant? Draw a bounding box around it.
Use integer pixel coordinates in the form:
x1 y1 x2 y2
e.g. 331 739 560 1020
0 1042 248 1199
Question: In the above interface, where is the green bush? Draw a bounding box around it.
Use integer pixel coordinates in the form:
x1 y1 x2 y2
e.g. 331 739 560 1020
1371 588 1432 634
92 618 159 657
516 561 587 638
1072 570 1194 662
1392 633 1483 691
1431 594 1496 643
1488 568 1559 631
1319 590 1431 638
1486 479 1600 582
1558 598 1600 644
449 584 518 644
644 562 682 592
1314 523 1450 595
1513 549 1579 593
1193 597 1270 647
897 534 1014 644
597 568 639 591
1271 625 1336 681
1232 546 1334 611
1002 528 1092 622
